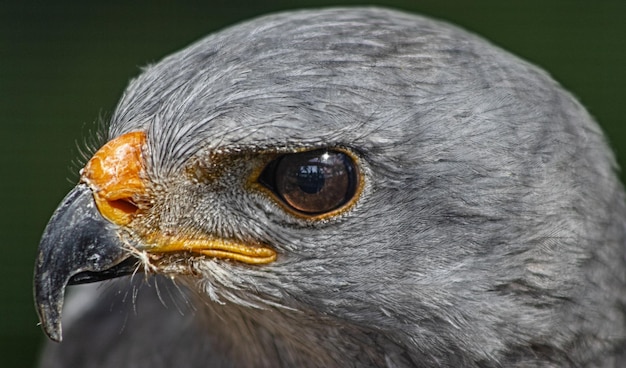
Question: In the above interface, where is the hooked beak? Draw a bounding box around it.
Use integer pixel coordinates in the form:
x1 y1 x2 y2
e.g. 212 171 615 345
33 184 137 342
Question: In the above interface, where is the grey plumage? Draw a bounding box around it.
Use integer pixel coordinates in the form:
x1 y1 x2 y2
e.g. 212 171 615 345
38 7 626 367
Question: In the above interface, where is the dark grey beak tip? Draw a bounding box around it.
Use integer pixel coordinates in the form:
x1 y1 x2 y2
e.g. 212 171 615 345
33 184 137 341
34 269 63 342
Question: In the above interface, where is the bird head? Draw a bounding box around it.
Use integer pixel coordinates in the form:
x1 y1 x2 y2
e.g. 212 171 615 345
34 7 626 364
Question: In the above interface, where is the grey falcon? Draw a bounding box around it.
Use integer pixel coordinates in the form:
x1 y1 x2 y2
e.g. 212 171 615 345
34 7 626 367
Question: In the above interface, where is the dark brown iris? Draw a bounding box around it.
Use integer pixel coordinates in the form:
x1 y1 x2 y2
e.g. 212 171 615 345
259 149 358 215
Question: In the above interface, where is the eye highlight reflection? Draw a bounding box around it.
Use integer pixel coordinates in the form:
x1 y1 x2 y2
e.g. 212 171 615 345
258 149 360 216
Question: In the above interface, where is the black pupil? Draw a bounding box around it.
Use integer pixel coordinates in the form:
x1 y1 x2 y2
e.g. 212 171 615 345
297 165 325 194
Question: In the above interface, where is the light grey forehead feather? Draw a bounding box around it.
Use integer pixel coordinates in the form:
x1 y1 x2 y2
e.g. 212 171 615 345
109 7 609 181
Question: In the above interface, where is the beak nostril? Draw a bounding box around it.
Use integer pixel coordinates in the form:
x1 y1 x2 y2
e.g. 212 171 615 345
93 194 140 226
106 198 139 215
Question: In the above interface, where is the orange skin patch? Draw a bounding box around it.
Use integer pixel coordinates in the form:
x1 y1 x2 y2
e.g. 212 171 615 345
81 131 146 226
80 131 276 265
144 234 277 264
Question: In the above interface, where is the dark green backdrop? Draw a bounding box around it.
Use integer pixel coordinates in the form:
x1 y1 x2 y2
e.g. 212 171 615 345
2 1 625 367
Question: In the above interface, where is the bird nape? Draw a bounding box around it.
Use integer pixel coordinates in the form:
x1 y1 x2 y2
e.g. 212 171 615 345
34 7 626 368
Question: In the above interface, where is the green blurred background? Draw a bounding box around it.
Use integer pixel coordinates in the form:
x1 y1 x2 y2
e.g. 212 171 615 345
2 0 625 366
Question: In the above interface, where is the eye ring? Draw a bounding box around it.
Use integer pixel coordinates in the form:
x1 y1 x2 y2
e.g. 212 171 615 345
257 149 361 218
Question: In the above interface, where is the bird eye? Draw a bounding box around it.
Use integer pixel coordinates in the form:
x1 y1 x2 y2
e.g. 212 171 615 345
258 149 359 216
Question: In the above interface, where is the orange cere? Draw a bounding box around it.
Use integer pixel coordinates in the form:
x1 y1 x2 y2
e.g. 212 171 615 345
81 131 147 226
144 234 277 265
